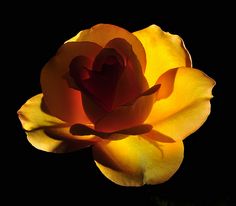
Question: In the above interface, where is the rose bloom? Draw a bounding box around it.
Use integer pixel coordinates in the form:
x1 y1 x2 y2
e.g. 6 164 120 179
18 24 215 186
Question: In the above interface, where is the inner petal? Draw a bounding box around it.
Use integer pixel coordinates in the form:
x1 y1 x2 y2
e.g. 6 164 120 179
105 38 148 108
69 49 124 112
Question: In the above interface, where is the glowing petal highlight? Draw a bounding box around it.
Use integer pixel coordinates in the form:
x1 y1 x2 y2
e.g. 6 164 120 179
93 134 184 186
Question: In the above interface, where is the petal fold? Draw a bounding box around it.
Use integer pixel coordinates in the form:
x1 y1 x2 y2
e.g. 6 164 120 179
146 67 215 140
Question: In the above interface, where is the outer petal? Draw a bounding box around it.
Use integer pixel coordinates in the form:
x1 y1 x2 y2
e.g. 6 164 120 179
145 67 215 141
17 94 65 131
18 94 99 153
25 130 93 153
17 93 66 131
41 41 102 123
133 25 192 86
66 24 146 73
93 134 184 186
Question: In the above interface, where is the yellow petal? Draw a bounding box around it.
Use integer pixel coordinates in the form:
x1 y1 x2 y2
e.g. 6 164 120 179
93 134 184 186
18 94 99 152
26 129 92 153
145 67 215 140
133 25 192 86
66 24 146 72
17 94 65 131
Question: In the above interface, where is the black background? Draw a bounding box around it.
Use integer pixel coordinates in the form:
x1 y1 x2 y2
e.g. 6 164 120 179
7 2 234 205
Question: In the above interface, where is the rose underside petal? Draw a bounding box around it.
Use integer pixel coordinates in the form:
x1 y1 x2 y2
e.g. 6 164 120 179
18 94 99 153
70 123 152 139
133 25 192 86
146 67 215 140
93 133 184 186
156 68 177 100
41 41 102 124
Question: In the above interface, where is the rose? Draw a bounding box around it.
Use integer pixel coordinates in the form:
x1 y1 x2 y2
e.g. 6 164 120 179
18 24 215 186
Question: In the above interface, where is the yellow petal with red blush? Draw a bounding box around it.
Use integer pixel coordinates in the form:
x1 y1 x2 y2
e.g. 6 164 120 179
41 41 102 124
93 133 183 186
18 94 99 153
146 67 215 141
66 24 146 73
133 25 192 86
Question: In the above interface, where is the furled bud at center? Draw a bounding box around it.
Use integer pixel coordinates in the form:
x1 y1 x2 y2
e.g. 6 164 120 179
69 48 124 112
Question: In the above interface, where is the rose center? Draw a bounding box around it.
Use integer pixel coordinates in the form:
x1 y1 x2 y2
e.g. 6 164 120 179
69 48 124 112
